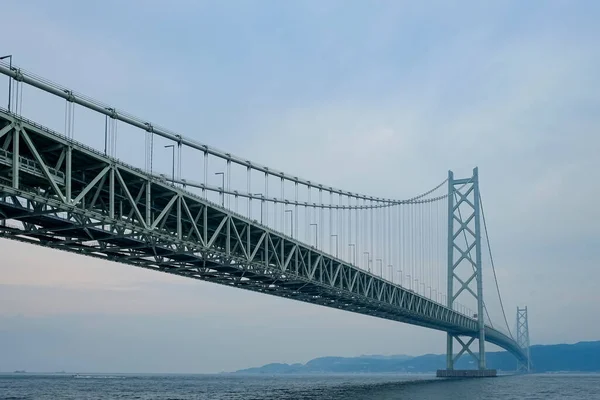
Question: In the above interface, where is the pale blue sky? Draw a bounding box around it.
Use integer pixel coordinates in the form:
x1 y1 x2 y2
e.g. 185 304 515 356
1 0 599 373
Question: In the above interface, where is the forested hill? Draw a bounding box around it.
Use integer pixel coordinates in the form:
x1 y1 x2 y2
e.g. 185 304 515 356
234 341 600 374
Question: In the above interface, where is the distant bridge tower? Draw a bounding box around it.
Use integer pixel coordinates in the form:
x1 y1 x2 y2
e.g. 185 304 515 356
516 307 531 372
445 168 486 371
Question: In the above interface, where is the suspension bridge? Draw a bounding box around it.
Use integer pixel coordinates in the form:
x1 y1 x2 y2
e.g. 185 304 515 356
0 61 531 376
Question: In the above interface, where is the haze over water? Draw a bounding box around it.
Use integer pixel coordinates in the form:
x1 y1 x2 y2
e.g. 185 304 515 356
2 374 598 399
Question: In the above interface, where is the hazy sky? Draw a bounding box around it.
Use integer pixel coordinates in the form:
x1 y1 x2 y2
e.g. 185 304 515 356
1 0 599 373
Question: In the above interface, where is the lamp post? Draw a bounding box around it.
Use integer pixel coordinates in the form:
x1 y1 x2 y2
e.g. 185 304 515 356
363 252 371 272
164 144 175 183
398 268 403 287
253 193 263 223
285 209 293 238
0 55 12 112
348 244 356 266
376 259 383 277
330 234 338 258
310 223 318 249
215 172 225 207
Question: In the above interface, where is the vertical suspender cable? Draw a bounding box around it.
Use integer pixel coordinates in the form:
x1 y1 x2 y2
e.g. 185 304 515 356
307 185 311 244
409 203 413 290
150 132 154 174
104 115 108 155
436 198 439 302
399 204 403 285
280 178 284 233
177 142 182 184
410 204 417 292
246 166 251 218
265 172 269 226
380 203 383 277
422 202 425 295
383 203 386 277
295 182 298 239
204 152 209 200
428 201 431 298
338 194 343 256
420 202 424 294
387 204 391 281
226 160 231 209
369 199 372 271
401 203 404 286
113 118 118 158
348 197 352 263
354 197 359 265
430 201 433 299
329 191 333 255
319 189 323 250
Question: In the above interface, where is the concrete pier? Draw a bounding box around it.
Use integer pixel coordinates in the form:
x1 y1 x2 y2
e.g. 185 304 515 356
436 369 497 378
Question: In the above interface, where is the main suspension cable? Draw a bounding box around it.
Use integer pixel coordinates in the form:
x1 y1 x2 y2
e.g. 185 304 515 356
480 193 514 339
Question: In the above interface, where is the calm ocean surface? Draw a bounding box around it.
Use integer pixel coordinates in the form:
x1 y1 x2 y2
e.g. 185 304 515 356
1 373 598 399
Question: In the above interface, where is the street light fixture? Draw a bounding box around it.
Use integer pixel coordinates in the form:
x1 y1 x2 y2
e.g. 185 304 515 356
348 244 356 266
376 259 383 277
215 172 225 207
363 251 371 272
398 268 403 287
253 193 264 223
0 55 12 112
164 144 175 183
285 209 293 238
330 234 338 258
310 223 318 249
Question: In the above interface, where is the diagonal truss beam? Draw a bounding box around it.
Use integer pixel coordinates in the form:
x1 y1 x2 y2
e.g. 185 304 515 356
73 165 110 205
114 168 148 228
0 123 14 140
19 127 66 203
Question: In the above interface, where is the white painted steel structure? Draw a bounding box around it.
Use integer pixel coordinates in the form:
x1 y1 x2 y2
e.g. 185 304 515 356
0 62 530 369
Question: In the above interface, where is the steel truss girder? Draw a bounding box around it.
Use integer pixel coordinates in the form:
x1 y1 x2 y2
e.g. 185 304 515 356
0 110 526 362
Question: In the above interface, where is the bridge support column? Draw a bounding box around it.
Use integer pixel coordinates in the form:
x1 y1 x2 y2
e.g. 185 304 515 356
440 168 490 376
516 306 531 373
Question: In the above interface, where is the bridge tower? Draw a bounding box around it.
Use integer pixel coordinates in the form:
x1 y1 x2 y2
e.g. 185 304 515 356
444 167 488 373
516 306 531 372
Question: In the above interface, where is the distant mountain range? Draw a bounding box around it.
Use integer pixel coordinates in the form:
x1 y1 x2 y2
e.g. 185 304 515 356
234 341 600 374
